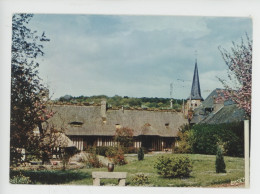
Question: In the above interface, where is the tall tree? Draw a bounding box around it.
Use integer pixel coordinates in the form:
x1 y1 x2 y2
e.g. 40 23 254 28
218 35 252 118
10 14 52 165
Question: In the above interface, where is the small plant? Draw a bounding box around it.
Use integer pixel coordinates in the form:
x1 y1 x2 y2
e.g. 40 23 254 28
138 147 144 161
86 148 103 168
154 156 192 178
105 147 127 165
10 173 31 184
105 146 118 158
231 177 245 186
215 146 226 173
112 148 127 165
86 153 103 168
95 146 111 156
131 173 149 186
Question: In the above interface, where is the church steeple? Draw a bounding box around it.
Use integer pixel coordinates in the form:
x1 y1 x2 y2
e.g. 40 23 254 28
184 58 204 117
190 59 203 100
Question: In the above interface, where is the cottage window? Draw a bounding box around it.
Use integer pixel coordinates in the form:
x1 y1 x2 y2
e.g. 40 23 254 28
69 122 83 127
165 123 169 127
115 124 121 129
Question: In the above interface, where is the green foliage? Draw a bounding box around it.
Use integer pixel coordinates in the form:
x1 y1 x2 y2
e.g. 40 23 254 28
114 127 134 148
174 124 192 153
215 146 226 173
10 148 23 167
154 156 193 178
95 146 113 157
86 147 103 168
174 131 192 153
10 170 90 184
190 122 244 156
138 147 144 161
131 173 149 186
104 146 127 165
10 173 31 184
11 14 53 166
104 146 118 158
57 95 184 110
112 148 127 165
10 154 245 186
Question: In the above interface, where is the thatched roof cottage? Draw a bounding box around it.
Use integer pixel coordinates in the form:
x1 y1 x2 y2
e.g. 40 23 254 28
47 100 188 151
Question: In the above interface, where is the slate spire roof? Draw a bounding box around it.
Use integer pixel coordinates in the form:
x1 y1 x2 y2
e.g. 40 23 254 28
189 60 204 100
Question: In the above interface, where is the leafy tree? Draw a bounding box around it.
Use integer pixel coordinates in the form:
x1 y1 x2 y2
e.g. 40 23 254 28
218 35 252 118
114 127 134 149
11 14 52 165
174 124 192 153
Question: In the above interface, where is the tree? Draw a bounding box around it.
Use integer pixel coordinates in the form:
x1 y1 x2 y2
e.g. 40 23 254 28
10 14 52 165
114 127 134 149
218 35 252 118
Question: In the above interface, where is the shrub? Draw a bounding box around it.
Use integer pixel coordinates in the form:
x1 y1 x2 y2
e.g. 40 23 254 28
131 173 149 185
10 173 31 184
190 122 244 156
86 148 103 168
105 147 127 165
105 146 118 158
112 148 127 165
154 156 192 178
114 127 134 148
95 146 112 156
174 130 192 153
138 147 144 161
215 146 226 173
86 153 103 168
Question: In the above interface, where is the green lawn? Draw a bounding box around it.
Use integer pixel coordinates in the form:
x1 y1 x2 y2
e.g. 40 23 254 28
10 153 245 187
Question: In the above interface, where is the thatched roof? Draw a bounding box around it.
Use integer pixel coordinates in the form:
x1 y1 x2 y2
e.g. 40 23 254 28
42 132 75 147
47 105 187 137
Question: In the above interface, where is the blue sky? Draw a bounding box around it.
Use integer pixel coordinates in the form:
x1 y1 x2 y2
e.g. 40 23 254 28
28 14 252 99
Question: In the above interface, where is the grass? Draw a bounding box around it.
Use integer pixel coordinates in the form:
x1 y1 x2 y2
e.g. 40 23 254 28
10 153 245 187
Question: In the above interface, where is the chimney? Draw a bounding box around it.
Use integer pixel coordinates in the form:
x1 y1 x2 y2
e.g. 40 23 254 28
101 99 107 119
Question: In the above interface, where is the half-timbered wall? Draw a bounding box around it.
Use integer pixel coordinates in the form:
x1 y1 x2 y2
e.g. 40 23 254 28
71 137 84 150
69 135 175 152
97 137 117 147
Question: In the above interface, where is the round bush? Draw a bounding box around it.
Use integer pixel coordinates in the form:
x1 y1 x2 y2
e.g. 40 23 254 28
154 156 193 178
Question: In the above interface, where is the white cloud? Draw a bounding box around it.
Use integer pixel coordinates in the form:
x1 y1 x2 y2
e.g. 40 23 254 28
30 14 251 99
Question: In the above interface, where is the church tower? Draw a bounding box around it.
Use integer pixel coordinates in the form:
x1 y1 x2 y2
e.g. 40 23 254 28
186 59 204 112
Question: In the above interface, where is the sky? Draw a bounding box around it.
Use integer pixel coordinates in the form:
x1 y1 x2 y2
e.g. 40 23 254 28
27 14 252 100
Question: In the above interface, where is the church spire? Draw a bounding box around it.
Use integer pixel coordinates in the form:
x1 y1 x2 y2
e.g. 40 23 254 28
190 60 203 100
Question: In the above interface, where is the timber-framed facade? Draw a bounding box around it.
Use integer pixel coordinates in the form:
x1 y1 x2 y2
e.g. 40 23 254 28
47 101 187 152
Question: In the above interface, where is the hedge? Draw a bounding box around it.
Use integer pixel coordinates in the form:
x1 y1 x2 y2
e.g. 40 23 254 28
190 122 244 157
